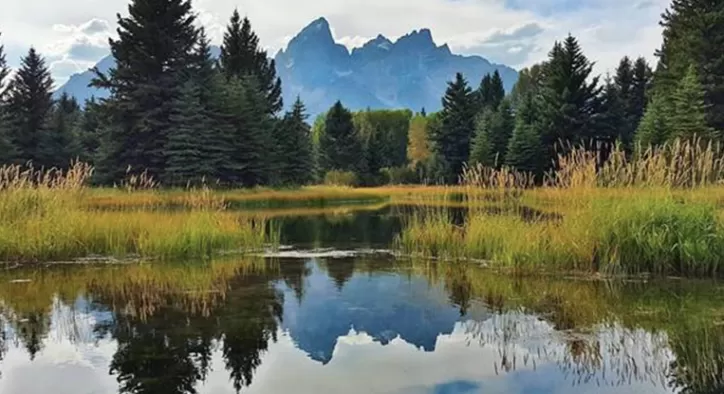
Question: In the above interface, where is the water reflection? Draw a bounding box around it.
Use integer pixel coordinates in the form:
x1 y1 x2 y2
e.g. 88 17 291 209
0 258 720 394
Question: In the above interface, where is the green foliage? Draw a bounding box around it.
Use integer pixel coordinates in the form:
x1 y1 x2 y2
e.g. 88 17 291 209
76 98 103 165
91 0 199 181
6 48 54 167
510 63 545 106
219 10 282 114
164 81 215 186
211 75 273 187
537 36 602 163
320 101 364 174
598 79 628 147
636 94 672 147
469 112 495 167
0 36 17 164
670 65 716 141
323 170 357 186
434 72 477 182
655 0 724 131
273 97 314 186
505 93 544 175
41 93 82 169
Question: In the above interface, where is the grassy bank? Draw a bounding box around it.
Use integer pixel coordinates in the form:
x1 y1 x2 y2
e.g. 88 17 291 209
396 141 724 277
0 164 277 263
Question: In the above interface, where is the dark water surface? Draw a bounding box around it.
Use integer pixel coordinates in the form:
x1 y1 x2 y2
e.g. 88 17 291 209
0 208 723 394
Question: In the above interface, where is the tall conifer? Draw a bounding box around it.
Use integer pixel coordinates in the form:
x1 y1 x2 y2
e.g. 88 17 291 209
7 48 54 167
91 0 198 182
434 72 476 182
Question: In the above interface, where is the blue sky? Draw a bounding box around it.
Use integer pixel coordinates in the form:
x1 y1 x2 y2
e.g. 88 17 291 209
0 0 670 87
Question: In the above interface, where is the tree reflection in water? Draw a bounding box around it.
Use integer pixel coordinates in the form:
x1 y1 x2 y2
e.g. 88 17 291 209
0 258 721 394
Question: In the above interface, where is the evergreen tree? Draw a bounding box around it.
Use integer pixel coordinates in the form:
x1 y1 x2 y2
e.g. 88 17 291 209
77 97 104 164
0 32 9 100
654 0 724 131
91 0 199 182
320 101 364 174
41 93 81 169
487 99 514 163
434 72 476 182
164 81 214 186
631 57 653 126
636 94 672 147
537 35 602 164
670 65 716 141
274 97 314 185
505 93 544 175
477 71 505 112
219 10 283 114
0 33 17 164
211 75 273 187
598 79 628 148
7 47 54 167
469 114 495 167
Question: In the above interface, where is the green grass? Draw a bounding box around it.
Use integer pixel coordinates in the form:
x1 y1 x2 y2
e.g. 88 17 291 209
0 164 277 263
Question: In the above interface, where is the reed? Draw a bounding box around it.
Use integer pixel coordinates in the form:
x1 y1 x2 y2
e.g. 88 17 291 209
398 139 724 277
0 163 276 263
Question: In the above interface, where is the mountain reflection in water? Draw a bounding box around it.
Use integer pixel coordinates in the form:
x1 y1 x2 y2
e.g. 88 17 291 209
0 257 721 394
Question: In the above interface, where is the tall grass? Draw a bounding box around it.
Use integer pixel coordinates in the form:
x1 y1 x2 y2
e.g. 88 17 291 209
0 163 276 263
397 139 724 277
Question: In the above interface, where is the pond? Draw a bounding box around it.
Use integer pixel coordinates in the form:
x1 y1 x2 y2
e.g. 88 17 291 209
0 206 722 394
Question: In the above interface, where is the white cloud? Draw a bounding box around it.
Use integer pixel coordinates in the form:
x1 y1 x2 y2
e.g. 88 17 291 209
0 0 670 84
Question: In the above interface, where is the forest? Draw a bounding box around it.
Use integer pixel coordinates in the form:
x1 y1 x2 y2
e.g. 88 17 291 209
0 0 722 188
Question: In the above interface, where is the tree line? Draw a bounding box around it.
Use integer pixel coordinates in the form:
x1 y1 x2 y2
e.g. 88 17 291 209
0 0 722 186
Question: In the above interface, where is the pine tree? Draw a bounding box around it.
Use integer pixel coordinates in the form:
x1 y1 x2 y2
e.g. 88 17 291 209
477 71 505 112
7 47 54 167
505 93 544 175
0 32 17 164
219 10 283 114
469 114 495 167
434 72 476 182
320 101 364 174
274 97 314 185
537 35 602 164
488 99 514 163
654 0 724 131
598 79 628 148
636 94 672 147
41 93 81 169
164 81 214 186
631 57 653 127
91 0 198 182
77 97 104 164
0 32 10 100
670 65 716 141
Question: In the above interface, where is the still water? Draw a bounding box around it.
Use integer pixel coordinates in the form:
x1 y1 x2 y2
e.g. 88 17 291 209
0 207 722 394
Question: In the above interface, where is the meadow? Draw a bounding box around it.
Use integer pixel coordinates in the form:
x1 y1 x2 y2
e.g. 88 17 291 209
4 139 724 279
396 139 724 277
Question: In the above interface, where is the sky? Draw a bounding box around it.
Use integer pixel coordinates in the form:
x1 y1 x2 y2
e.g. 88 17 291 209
0 0 671 87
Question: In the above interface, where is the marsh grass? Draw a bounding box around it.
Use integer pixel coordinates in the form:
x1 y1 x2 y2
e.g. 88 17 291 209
0 163 276 263
398 140 724 277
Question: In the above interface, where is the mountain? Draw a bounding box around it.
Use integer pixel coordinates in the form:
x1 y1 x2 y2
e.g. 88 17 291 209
55 18 518 116
276 18 518 117
52 46 222 105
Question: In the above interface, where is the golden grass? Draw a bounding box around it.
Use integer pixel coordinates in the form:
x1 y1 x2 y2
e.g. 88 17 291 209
398 140 724 277
0 163 276 263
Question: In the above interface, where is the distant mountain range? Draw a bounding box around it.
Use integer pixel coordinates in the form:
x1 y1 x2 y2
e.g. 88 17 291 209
55 17 518 117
